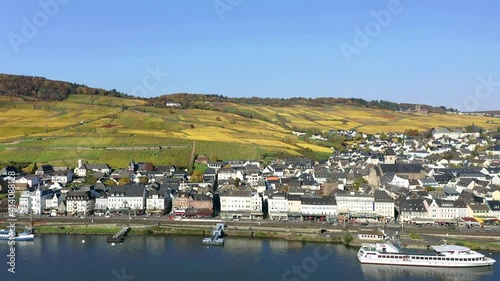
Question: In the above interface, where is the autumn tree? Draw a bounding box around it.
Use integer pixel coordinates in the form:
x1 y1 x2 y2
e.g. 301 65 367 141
138 176 149 184
103 179 116 186
85 177 98 185
191 170 203 182
405 129 419 137
118 177 132 185
442 151 454 161
329 135 347 151
424 130 433 139
22 162 37 174
425 186 435 192
31 162 38 174
353 178 368 192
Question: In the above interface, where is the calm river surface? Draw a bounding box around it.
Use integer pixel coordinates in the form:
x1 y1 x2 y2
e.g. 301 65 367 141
1 234 499 281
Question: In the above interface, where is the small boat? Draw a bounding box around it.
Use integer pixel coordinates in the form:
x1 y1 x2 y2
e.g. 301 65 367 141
202 237 224 246
202 223 225 246
1 198 36 242
0 228 35 241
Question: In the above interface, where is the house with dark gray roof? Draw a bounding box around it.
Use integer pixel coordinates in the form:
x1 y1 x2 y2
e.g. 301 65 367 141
487 200 500 218
425 199 468 220
301 196 336 218
433 174 453 185
108 184 147 211
287 194 302 219
146 188 168 214
66 190 95 215
379 164 425 179
486 145 500 156
466 203 490 217
428 191 446 200
203 168 216 182
313 168 331 184
0 166 20 176
442 187 460 200
136 162 154 173
374 190 395 219
399 198 427 222
35 164 54 176
268 192 288 220
286 157 314 170
369 163 424 187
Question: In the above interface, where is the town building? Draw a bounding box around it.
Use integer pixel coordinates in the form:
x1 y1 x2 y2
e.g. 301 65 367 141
301 196 337 220
107 184 147 213
66 190 95 216
374 190 395 220
336 192 375 218
268 192 288 220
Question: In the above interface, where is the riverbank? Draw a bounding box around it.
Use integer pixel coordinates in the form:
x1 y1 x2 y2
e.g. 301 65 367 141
1 221 350 243
3 221 500 251
33 224 346 243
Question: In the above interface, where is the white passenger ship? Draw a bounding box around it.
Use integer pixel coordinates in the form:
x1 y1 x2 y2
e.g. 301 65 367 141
358 240 496 267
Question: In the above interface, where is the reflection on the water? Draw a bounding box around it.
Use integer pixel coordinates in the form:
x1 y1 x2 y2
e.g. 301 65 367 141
224 237 264 255
143 236 164 256
287 240 303 250
360 263 494 281
269 239 289 256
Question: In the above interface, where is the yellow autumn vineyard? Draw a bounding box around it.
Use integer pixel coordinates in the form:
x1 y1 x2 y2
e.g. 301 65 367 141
0 94 498 167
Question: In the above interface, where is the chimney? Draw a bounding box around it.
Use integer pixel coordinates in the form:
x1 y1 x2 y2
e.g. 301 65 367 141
78 159 83 168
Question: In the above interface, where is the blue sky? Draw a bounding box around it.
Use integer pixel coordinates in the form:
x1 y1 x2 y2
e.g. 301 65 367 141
1 0 499 110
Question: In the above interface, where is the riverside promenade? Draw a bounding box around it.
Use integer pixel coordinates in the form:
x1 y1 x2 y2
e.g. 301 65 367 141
1 215 500 250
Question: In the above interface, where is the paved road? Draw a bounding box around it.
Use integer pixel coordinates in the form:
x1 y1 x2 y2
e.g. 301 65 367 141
2 215 340 228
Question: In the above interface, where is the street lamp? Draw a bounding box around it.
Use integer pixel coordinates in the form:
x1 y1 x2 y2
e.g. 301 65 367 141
123 201 131 226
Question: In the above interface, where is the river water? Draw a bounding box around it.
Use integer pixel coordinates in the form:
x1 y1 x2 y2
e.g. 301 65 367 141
1 234 499 281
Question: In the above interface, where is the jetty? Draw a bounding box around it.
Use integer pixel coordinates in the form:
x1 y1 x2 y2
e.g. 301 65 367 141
202 223 225 246
107 226 131 243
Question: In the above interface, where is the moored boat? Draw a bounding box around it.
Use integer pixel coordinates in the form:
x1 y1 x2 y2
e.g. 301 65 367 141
0 228 35 241
358 240 495 267
202 223 225 246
